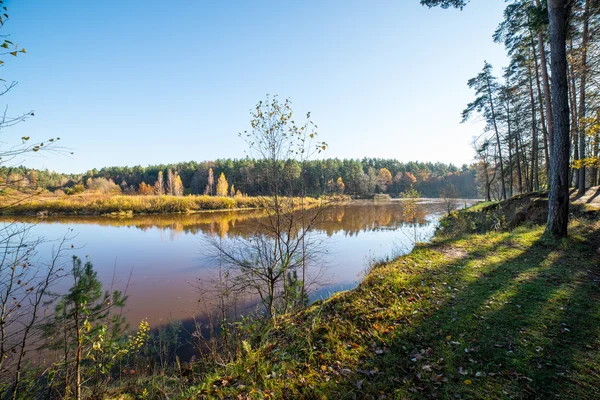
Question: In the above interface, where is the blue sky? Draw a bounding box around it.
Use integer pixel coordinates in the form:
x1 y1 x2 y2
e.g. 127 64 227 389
2 0 508 173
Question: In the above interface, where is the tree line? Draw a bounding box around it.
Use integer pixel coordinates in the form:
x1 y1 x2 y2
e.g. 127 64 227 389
462 0 599 202
423 0 600 236
0 158 479 198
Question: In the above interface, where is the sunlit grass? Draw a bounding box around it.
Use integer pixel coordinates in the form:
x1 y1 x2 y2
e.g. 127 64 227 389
168 218 600 399
0 193 322 215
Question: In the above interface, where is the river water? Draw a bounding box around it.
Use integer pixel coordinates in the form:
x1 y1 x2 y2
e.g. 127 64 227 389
0 199 474 329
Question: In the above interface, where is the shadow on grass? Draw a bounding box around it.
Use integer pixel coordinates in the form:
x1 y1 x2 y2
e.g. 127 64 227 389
313 225 600 399
586 187 600 204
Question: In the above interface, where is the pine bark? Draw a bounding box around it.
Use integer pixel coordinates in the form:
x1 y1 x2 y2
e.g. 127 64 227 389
578 0 590 195
546 0 571 237
531 36 551 174
535 0 555 160
486 74 507 200
528 64 540 191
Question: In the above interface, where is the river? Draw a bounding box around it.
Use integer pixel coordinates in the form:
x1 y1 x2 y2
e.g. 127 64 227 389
0 199 475 330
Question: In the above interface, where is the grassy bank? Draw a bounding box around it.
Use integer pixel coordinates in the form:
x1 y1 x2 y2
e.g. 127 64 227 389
0 194 325 215
96 198 600 399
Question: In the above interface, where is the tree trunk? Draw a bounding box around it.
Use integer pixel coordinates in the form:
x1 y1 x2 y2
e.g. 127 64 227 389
505 87 514 197
592 132 599 186
592 114 599 186
531 35 551 177
514 113 524 193
528 64 540 191
486 75 507 200
535 0 555 160
578 0 590 195
546 0 571 237
569 58 579 188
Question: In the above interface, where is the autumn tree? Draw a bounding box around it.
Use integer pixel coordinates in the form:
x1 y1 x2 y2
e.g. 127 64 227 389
205 168 214 195
154 171 165 195
210 95 328 318
336 177 345 194
376 167 393 192
138 181 153 195
216 172 229 196
166 168 174 195
173 173 184 196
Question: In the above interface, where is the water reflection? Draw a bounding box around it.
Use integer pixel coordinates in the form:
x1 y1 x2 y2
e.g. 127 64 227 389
0 200 471 328
0 200 432 238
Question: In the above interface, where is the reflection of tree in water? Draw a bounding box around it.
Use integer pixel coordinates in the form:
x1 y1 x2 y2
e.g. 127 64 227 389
0 202 441 239
318 204 429 237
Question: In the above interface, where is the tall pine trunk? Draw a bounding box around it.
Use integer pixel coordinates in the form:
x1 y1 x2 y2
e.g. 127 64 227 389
546 0 571 237
531 36 550 176
568 47 580 188
513 110 525 193
486 75 507 200
506 95 514 197
535 0 555 160
577 0 590 195
528 66 540 191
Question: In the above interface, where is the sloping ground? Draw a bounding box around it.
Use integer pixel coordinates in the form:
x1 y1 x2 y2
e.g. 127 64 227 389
441 187 600 236
176 218 600 399
571 186 600 211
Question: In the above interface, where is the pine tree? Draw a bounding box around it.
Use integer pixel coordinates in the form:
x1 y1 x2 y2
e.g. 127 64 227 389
45 257 127 400
463 62 507 200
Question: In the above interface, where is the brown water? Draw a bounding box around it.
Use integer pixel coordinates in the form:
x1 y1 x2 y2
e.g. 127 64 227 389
0 199 474 329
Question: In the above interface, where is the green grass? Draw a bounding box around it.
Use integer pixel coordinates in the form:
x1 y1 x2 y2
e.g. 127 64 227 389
170 219 599 399
463 200 498 212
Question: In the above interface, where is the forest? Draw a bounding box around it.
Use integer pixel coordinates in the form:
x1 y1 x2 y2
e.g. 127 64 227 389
463 0 600 204
0 158 479 199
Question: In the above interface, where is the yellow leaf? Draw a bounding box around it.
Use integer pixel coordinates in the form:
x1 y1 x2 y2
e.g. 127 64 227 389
446 335 452 340
464 379 472 385
10 51 16 57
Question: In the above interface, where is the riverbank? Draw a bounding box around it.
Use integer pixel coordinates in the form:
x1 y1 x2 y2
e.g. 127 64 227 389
0 193 327 216
99 195 599 399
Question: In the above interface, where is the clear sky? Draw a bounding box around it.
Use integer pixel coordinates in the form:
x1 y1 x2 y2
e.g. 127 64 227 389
2 0 508 173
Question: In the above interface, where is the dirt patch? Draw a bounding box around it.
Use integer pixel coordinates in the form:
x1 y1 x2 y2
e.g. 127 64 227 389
435 245 468 260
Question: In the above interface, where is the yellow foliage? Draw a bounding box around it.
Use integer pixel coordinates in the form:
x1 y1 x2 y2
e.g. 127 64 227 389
216 173 229 196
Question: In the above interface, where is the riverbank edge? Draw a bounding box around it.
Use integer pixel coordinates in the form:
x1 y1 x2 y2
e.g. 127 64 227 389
103 195 600 399
0 194 350 217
